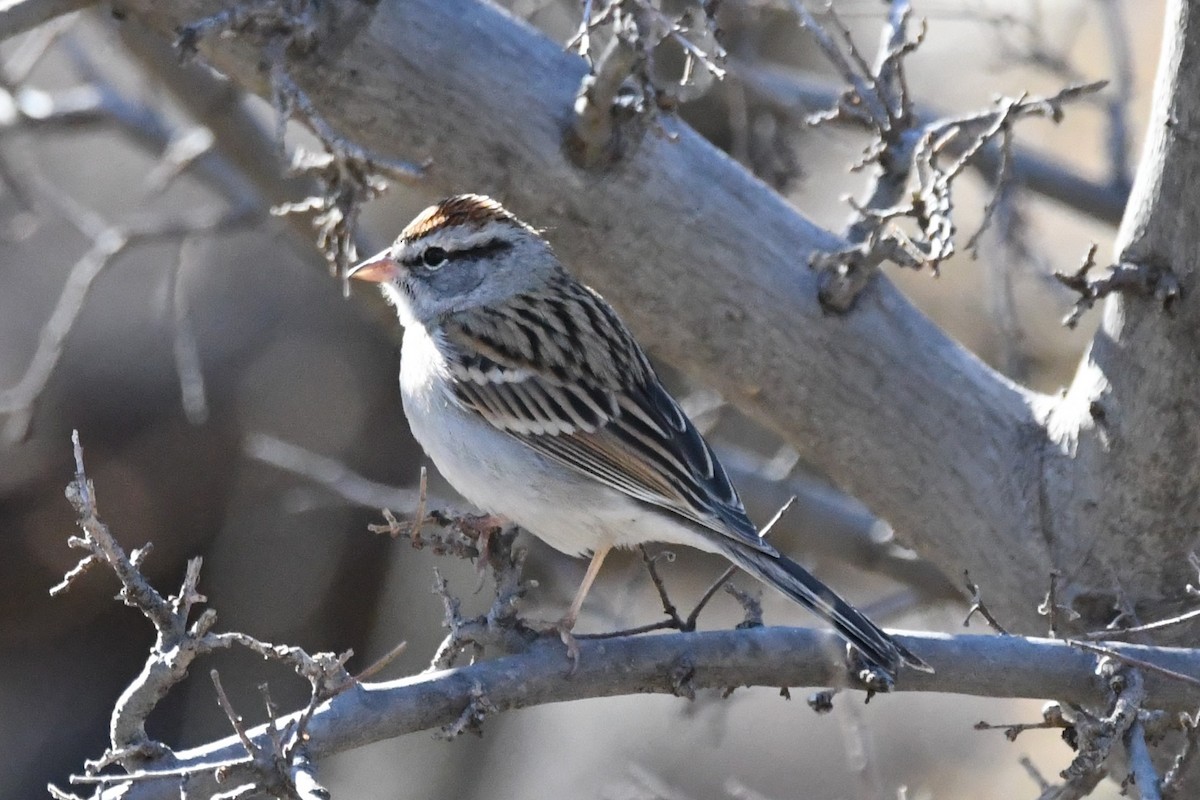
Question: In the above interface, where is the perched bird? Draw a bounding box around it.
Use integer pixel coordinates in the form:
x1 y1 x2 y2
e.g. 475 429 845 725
351 194 929 676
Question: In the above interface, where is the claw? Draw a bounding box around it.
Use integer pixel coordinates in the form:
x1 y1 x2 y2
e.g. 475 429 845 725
538 616 582 674
559 624 581 674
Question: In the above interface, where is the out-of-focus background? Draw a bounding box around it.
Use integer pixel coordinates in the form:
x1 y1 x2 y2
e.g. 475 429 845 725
0 1 1160 797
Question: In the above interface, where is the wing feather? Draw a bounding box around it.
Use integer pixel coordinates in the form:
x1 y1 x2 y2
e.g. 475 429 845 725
436 279 773 555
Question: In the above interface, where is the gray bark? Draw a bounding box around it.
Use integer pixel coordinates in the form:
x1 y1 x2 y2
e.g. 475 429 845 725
111 0 1199 653
1041 0 1200 629
96 628 1200 800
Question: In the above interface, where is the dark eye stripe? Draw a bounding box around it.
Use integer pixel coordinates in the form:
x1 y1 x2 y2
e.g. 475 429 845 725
402 239 514 268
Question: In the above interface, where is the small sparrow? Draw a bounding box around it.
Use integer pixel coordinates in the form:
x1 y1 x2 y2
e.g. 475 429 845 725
352 194 929 676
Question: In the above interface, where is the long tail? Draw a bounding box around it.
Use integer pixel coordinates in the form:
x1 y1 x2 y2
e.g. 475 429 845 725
719 543 932 675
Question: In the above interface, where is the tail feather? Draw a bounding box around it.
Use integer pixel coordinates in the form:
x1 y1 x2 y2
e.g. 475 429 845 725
720 544 932 675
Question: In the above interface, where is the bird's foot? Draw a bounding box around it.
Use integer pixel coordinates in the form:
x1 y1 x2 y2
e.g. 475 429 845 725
538 615 582 674
559 625 581 672
456 513 506 571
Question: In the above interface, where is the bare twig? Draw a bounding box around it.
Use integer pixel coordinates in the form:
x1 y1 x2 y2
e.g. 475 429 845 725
1054 246 1182 329
963 570 1010 634
211 670 258 761
724 582 764 629
1085 607 1200 641
423 523 539 670
176 2 421 281
244 432 423 511
1163 710 1200 797
1045 663 1142 798
685 496 792 629
580 497 795 641
566 0 725 167
169 235 209 425
1038 570 1081 638
684 564 739 630
787 0 1103 310
207 673 332 800
734 60 1128 224
975 702 1069 741
1067 641 1200 692
353 641 409 683
641 548 682 622
566 8 644 169
51 432 355 797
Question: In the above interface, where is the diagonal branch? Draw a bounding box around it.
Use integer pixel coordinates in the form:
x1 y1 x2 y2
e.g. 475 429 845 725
113 0 1051 628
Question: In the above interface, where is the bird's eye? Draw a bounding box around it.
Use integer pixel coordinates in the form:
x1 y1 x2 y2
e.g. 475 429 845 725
422 247 448 269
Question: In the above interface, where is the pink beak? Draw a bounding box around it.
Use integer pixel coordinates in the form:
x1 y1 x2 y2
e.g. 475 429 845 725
349 248 400 283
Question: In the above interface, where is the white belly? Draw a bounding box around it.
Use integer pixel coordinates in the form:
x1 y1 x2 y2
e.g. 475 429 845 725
398 326 717 558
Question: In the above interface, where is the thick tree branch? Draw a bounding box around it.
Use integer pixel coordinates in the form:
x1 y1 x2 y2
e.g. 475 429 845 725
110 0 1053 626
87 628 1200 800
733 60 1128 225
1041 0 1200 639
92 0 1200 684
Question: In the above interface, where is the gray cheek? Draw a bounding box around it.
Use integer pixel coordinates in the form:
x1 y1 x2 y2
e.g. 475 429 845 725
441 266 486 296
418 263 488 311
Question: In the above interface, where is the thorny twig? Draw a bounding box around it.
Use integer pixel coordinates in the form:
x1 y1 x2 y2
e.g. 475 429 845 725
50 432 353 798
1038 569 1081 638
962 569 1010 634
1067 665 1153 798
724 582 764 629
422 526 540 670
176 1 423 281
788 1 1102 311
566 0 725 167
1164 710 1200 797
207 674 332 800
1054 244 1182 329
976 702 1070 742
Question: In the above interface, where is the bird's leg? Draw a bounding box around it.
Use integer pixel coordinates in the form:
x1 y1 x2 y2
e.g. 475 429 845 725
555 543 612 669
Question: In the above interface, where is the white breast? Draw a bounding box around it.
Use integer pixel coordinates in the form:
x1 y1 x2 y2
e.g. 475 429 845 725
398 325 718 558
